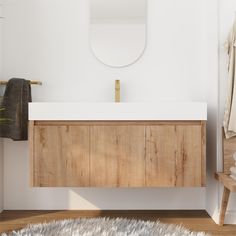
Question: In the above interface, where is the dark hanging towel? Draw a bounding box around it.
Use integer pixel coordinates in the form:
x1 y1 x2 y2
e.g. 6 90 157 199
0 78 32 141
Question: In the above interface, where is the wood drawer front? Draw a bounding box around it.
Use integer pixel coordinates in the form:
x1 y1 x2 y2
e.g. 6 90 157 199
146 125 204 187
30 121 206 187
90 126 146 187
32 125 90 187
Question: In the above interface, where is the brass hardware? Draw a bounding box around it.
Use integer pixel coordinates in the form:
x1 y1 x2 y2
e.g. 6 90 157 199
115 80 120 103
0 80 42 85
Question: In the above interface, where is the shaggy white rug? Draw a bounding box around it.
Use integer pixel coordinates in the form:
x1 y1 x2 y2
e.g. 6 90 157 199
2 218 209 236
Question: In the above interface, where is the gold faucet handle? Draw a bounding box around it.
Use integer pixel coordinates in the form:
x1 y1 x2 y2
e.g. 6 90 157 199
115 80 120 103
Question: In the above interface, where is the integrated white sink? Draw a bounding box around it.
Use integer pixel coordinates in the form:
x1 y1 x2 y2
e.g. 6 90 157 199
29 102 207 121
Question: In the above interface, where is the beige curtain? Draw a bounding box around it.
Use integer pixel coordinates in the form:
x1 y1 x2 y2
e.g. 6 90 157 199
224 19 236 139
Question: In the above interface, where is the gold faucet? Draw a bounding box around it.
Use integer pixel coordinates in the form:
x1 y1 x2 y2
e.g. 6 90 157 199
115 80 120 103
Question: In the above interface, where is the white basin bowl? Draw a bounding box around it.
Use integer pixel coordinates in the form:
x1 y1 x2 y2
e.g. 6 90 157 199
29 102 207 121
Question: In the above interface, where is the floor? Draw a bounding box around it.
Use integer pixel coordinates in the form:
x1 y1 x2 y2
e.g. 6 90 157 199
0 210 236 235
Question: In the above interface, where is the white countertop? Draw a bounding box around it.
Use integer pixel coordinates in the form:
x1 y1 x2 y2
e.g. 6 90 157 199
29 102 207 121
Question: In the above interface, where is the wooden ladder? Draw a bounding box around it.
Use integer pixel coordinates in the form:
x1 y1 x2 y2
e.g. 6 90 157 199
215 173 236 226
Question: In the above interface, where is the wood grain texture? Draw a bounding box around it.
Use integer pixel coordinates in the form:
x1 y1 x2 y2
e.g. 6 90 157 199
1 210 236 236
215 173 236 192
217 130 236 226
29 121 35 187
215 173 236 226
90 126 146 187
223 130 236 174
30 121 205 187
201 121 206 186
34 121 202 126
219 187 230 226
146 125 203 187
33 125 90 187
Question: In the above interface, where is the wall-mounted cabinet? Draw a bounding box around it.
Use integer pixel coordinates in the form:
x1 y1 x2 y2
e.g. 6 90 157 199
29 121 206 187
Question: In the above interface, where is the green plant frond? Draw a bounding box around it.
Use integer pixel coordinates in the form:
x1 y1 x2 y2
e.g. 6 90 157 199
0 118 12 124
0 105 10 124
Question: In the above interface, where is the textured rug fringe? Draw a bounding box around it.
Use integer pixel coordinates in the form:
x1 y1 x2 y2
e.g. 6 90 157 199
1 217 209 236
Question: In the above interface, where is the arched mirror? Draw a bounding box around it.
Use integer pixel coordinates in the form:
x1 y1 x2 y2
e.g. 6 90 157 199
90 0 147 68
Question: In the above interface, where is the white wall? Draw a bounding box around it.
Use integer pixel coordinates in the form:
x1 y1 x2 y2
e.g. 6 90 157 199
2 0 212 210
0 0 4 213
205 0 236 225
218 0 236 224
205 0 220 224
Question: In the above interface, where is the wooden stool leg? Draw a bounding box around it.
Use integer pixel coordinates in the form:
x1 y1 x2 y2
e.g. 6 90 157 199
219 187 230 226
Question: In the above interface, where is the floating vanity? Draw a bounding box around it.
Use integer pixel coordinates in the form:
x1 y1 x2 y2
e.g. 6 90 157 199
29 102 207 188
